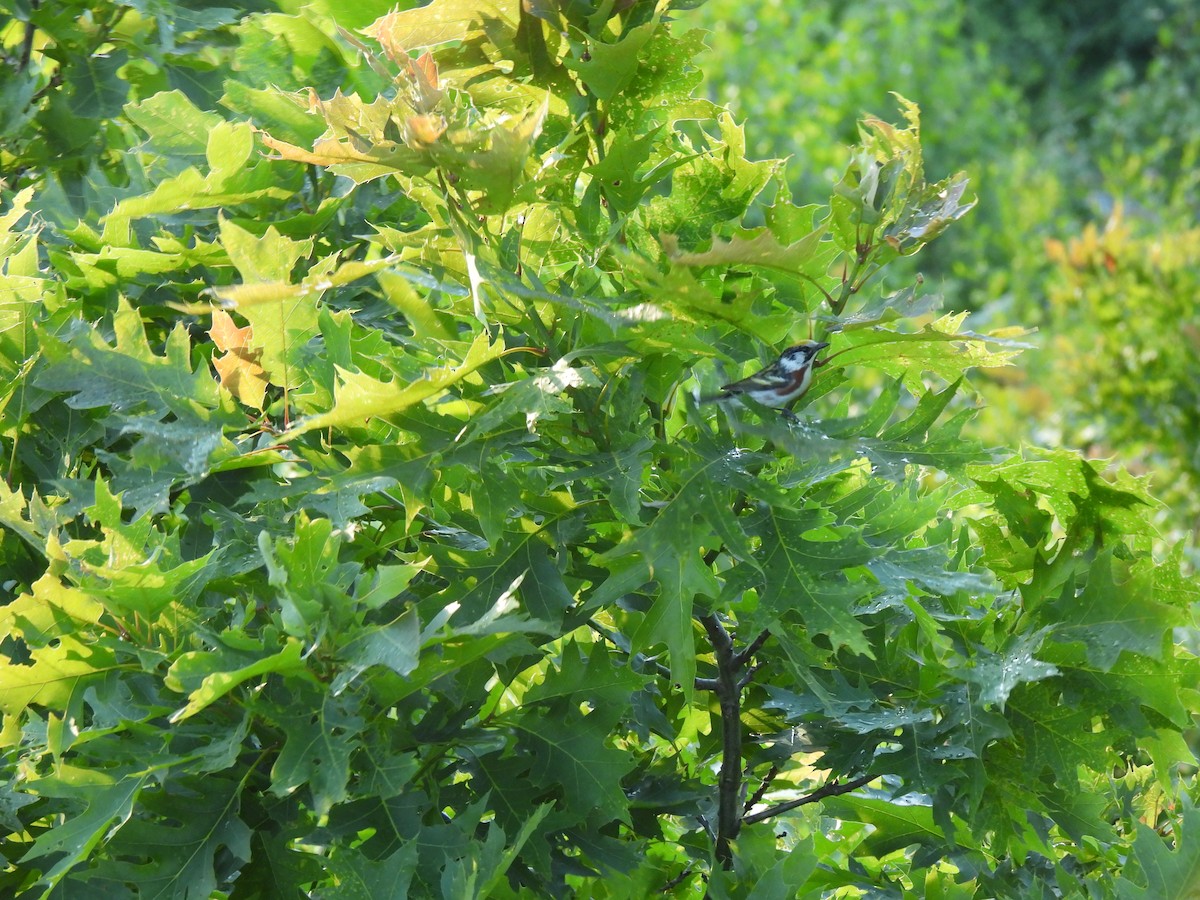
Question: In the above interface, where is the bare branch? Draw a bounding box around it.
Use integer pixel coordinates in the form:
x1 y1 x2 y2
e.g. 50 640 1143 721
699 613 741 868
742 773 876 826
736 663 762 691
19 1 41 73
658 868 693 894
703 614 732 653
743 765 779 813
732 628 771 669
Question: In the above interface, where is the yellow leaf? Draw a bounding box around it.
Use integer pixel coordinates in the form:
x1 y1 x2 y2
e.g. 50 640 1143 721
283 332 505 437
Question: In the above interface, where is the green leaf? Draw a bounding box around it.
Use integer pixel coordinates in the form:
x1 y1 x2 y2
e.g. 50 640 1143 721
458 360 595 446
37 297 219 415
644 113 781 247
19 769 148 895
285 331 506 438
585 125 669 213
959 628 1059 711
595 448 757 694
260 515 360 636
0 633 116 719
1116 803 1200 899
832 312 1023 390
1047 548 1178 670
742 836 819 900
267 688 365 818
427 526 570 625
566 19 660 102
747 504 873 656
124 90 224 156
1008 681 1117 789
834 283 944 331
233 829 324 898
363 0 512 53
664 222 827 275
167 638 308 723
320 844 419 900
0 480 45 555
821 793 971 857
524 640 647 708
113 123 292 218
476 803 554 896
84 775 252 899
331 608 420 694
519 707 634 823
971 451 1156 547
630 548 713 693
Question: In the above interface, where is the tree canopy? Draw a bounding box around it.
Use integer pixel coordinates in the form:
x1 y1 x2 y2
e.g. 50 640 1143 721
1 1 1196 897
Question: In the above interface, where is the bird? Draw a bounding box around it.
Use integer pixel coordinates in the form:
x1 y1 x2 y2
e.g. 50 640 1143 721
716 340 830 409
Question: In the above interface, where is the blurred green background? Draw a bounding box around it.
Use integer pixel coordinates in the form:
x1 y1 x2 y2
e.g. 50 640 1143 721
695 0 1200 554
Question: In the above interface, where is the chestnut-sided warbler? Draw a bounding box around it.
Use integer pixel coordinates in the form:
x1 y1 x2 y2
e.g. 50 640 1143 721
717 340 830 408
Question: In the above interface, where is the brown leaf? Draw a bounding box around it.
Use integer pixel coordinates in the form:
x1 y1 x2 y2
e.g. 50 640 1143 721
214 348 268 410
408 52 444 112
406 114 447 147
208 309 253 352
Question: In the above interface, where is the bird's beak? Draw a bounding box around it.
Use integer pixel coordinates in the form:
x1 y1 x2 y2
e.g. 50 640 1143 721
814 341 830 351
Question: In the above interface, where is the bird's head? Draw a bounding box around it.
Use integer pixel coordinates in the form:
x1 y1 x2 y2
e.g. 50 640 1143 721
777 340 830 372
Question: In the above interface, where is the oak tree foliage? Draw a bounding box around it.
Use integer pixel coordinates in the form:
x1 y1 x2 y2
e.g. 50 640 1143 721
0 1 1196 897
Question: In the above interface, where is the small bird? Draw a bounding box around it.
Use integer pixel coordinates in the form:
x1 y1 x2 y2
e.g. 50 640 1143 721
717 340 830 409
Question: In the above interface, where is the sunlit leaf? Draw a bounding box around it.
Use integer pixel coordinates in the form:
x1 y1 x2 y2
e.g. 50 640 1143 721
284 331 505 437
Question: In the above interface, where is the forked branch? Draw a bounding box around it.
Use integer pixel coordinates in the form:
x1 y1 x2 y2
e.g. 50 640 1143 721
697 614 770 867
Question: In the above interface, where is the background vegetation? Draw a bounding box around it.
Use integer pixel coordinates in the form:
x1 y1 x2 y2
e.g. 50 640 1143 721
698 0 1200 541
1 0 1197 897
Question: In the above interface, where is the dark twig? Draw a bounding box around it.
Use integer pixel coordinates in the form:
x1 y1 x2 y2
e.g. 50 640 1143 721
732 629 770 669
18 2 40 73
20 23 35 73
699 613 741 867
587 618 720 690
735 663 761 691
744 765 779 813
741 773 875 826
659 868 693 893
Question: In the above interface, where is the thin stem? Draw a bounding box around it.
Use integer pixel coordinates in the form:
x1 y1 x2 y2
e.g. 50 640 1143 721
587 618 719 690
795 272 836 308
829 222 877 316
741 773 875 826
744 765 779 813
735 663 761 691
659 868 693 894
20 3 40 73
813 345 859 368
